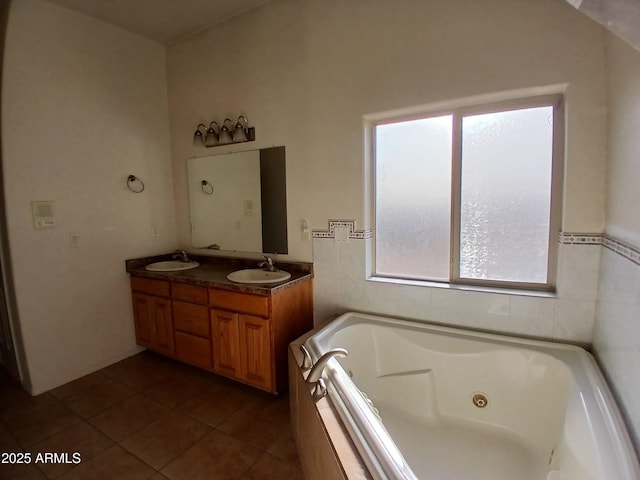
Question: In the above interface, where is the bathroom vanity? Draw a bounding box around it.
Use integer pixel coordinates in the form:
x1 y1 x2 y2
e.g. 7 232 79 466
126 255 313 394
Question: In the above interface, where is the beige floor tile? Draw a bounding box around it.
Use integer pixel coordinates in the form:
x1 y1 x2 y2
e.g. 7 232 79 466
217 394 290 450
60 378 136 419
0 422 21 453
3 398 82 447
100 352 181 391
58 445 154 480
0 390 57 422
148 473 171 480
142 372 210 408
0 463 48 480
0 385 37 416
1 352 303 479
49 372 110 401
120 411 211 470
180 384 263 427
88 394 170 442
243 453 305 480
267 427 300 465
161 430 261 480
30 422 114 478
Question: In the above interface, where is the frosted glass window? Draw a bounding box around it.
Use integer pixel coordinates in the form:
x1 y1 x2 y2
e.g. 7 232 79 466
375 116 452 280
373 96 561 290
460 107 553 283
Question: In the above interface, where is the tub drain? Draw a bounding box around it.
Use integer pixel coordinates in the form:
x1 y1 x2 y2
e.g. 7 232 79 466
472 393 489 408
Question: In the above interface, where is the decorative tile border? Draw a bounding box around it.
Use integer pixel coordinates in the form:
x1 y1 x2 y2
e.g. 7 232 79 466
312 219 372 239
559 232 640 266
313 225 640 266
603 235 640 267
559 232 603 245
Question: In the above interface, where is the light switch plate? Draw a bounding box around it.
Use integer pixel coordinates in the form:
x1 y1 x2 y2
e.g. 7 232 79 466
31 201 56 229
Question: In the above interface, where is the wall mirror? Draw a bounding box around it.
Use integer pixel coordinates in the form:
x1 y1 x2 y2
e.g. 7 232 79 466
187 146 288 254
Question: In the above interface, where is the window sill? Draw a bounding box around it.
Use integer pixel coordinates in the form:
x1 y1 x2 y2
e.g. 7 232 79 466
367 275 558 299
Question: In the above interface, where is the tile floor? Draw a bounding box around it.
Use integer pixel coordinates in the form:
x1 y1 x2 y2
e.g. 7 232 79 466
0 351 304 479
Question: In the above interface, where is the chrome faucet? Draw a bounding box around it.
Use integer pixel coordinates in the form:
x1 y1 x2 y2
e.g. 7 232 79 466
306 348 348 398
299 345 313 371
259 255 277 272
172 249 190 262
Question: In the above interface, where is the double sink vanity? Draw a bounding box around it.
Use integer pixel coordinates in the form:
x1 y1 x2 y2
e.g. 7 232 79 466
125 145 312 393
125 253 313 394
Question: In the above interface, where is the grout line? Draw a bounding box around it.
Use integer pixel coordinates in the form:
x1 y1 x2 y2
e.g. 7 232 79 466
236 450 263 480
2 354 301 479
23 397 85 449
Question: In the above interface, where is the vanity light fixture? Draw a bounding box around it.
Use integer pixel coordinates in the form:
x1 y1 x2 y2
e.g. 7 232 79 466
232 116 248 143
219 118 234 145
193 123 207 147
205 122 219 147
193 115 255 148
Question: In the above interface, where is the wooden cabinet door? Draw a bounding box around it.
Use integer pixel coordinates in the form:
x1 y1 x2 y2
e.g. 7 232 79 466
132 293 174 356
212 309 240 378
132 293 154 348
175 331 212 369
152 297 175 356
239 314 273 390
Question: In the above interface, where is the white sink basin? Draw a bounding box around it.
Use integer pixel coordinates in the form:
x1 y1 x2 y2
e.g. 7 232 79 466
145 260 200 272
227 268 291 284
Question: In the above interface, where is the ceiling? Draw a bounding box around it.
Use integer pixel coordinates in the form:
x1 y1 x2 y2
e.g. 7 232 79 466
42 0 640 52
567 0 640 53
42 0 271 45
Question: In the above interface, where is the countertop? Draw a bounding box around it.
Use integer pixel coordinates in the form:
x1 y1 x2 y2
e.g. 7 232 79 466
125 253 313 295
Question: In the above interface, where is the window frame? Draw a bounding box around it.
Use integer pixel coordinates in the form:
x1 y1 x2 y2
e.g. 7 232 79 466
371 94 565 292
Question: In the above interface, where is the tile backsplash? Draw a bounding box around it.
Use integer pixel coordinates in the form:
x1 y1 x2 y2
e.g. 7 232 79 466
312 219 640 451
312 219 372 239
593 245 640 450
312 221 604 344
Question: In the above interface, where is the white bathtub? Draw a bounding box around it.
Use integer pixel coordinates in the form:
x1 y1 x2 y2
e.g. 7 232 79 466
303 312 640 480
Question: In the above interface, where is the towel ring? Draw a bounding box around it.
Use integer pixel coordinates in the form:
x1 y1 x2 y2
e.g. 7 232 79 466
127 175 145 193
201 180 214 195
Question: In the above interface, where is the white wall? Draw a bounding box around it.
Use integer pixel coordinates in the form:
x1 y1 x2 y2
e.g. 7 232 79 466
593 33 640 451
0 0 634 454
601 35 640 247
2 0 176 394
0 0 614 396
167 0 608 343
167 0 608 264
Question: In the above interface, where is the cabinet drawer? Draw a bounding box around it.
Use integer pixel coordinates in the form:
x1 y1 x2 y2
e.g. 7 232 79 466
173 301 210 338
172 283 208 304
209 288 269 317
175 331 212 369
131 276 170 298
